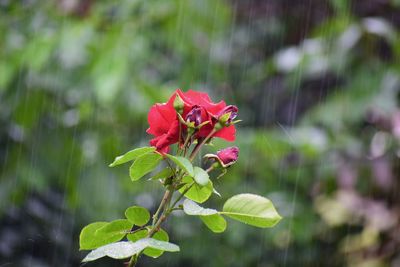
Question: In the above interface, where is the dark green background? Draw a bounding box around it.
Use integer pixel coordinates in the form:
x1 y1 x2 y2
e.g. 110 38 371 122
1 1 399 266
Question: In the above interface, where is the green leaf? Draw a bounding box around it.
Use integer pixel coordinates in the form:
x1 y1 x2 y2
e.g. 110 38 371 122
127 228 169 258
150 167 174 180
80 221 129 250
165 154 194 176
109 147 155 167
80 222 107 250
143 238 178 252
82 241 144 262
125 206 150 226
193 166 210 186
182 200 226 233
82 239 180 262
130 152 163 181
200 215 227 233
179 176 213 203
182 199 218 216
127 229 148 242
143 228 169 258
221 194 282 228
96 219 133 236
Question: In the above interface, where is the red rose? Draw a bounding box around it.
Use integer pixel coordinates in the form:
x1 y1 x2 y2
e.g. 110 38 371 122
147 89 237 153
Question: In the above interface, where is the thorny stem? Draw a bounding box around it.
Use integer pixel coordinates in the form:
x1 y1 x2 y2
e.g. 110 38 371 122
149 190 173 237
152 190 172 226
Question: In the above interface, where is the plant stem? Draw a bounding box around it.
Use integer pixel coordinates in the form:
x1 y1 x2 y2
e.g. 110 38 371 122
127 254 137 267
127 132 206 267
149 189 173 236
206 165 214 173
128 189 173 267
189 129 216 161
178 122 182 148
169 183 194 209
152 190 172 226
182 133 192 156
125 227 145 234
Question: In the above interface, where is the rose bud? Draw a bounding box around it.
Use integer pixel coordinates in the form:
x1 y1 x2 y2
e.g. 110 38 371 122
204 146 239 168
173 93 185 114
215 105 238 130
219 105 238 123
186 105 202 127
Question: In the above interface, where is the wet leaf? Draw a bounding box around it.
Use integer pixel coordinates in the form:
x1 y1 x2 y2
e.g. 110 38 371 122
165 154 194 176
193 166 210 186
80 221 128 250
143 228 169 258
182 199 226 233
125 206 150 226
82 239 180 262
109 147 155 167
179 176 213 203
96 219 133 236
150 167 175 180
221 194 282 228
130 153 163 181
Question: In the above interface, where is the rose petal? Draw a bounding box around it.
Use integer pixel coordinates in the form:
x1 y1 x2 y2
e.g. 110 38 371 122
147 89 237 151
213 125 236 141
150 119 180 152
146 94 176 136
177 89 227 116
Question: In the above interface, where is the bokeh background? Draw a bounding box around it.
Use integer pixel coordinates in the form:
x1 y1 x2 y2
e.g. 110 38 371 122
1 0 400 266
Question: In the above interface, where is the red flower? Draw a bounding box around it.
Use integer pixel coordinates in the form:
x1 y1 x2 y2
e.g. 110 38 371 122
147 89 237 153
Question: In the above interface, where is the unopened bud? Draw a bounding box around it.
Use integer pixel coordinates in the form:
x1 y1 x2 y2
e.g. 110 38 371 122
173 94 185 114
217 105 238 126
186 106 202 127
204 146 239 168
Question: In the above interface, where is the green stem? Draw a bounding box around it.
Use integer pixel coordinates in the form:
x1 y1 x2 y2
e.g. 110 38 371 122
189 129 216 161
125 226 145 234
177 122 184 156
206 165 214 173
148 191 173 237
126 137 204 267
178 122 182 147
152 190 172 226
128 190 173 267
169 183 194 209
182 132 193 156
127 254 138 267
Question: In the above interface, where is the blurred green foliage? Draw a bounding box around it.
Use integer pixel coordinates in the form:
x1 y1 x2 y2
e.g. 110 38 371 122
1 0 400 266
